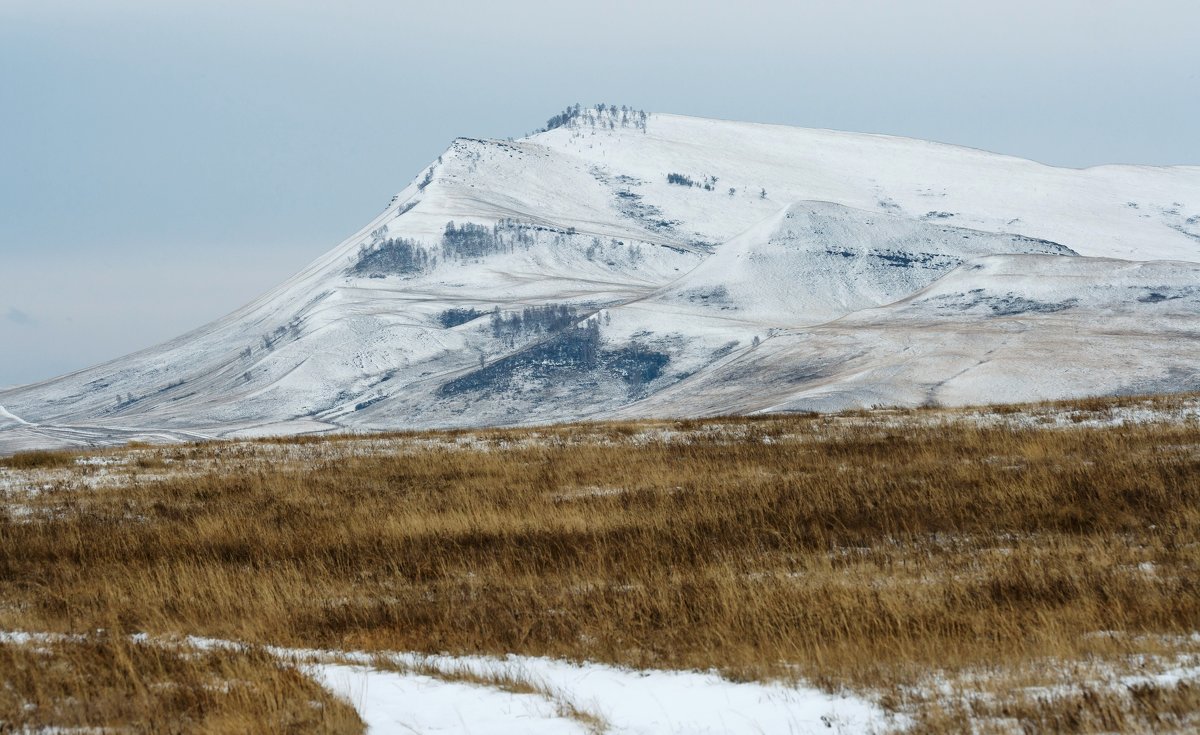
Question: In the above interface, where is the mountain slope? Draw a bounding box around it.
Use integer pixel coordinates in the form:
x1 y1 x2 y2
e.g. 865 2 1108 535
614 255 1200 416
2 108 1198 451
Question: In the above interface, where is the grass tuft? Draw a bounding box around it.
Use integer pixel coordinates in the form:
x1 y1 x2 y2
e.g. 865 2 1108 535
0 449 76 469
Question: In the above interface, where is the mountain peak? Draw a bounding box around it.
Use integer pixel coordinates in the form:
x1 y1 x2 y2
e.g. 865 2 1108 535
2 110 1198 453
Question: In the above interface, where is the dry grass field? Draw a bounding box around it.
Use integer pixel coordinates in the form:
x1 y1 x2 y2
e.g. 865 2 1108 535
0 632 362 733
1 393 1198 732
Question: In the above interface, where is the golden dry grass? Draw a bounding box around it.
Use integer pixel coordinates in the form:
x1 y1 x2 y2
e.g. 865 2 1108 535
0 448 77 469
0 631 362 733
0 392 1198 731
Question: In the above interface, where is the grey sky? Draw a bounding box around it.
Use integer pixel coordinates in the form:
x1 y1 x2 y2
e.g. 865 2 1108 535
1 0 1197 387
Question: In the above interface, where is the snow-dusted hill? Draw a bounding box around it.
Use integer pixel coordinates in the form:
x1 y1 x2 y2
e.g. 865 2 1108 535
2 107 1198 451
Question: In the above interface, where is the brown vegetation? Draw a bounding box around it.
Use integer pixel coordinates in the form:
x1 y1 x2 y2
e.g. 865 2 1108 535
0 448 76 469
0 632 361 733
0 393 1198 731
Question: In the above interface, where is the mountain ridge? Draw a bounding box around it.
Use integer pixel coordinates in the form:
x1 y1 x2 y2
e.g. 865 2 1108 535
2 108 1198 453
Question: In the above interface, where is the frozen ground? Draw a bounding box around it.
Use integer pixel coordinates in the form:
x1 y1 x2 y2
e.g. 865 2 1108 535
302 648 893 734
2 108 1198 453
3 393 1196 496
6 629 1199 734
0 631 896 734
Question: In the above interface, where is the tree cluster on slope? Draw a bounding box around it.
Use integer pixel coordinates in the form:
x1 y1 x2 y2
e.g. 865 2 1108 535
584 237 643 264
667 173 719 190
351 238 434 278
442 220 583 262
439 317 669 397
543 103 648 133
489 303 581 345
351 219 591 277
441 222 505 259
438 307 487 328
260 317 304 351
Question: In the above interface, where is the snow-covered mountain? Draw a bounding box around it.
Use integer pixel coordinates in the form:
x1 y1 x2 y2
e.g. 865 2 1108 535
3 107 1198 451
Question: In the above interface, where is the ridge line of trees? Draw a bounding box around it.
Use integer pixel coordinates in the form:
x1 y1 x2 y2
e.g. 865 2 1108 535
541 103 648 133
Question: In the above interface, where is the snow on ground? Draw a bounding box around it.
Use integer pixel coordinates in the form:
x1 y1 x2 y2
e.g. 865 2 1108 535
897 641 1200 734
11 629 1200 734
87 629 892 735
297 649 894 735
1 108 1198 453
0 630 895 734
312 662 589 735
186 635 900 734
0 405 31 427
537 112 1200 263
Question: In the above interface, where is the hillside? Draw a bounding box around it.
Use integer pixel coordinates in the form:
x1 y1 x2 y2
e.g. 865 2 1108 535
2 106 1198 451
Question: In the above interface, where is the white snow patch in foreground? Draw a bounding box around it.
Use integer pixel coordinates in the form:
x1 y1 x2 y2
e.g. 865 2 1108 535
0 629 894 732
188 637 896 734
311 662 585 735
309 652 891 734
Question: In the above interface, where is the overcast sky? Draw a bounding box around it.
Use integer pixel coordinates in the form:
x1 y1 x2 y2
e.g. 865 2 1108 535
2 0 1197 387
